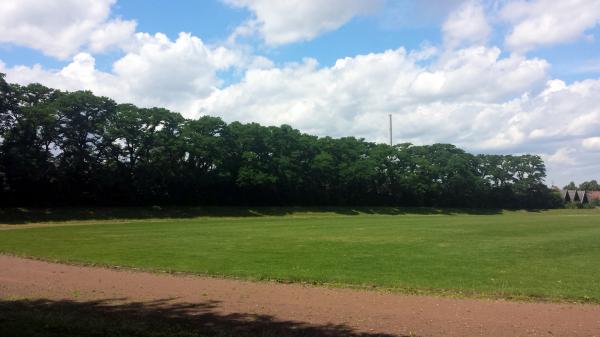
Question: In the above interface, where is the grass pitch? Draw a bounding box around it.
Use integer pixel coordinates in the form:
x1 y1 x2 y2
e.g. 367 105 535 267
1 208 599 302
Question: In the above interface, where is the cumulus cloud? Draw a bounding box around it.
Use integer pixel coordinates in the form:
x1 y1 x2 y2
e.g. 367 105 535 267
225 0 382 45
545 147 576 165
442 0 491 48
0 0 136 59
484 78 600 184
196 46 549 142
89 19 137 53
2 33 243 113
501 0 600 52
410 46 548 102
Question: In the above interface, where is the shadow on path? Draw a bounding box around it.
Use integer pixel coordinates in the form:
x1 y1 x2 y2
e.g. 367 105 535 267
0 206 505 224
0 297 411 337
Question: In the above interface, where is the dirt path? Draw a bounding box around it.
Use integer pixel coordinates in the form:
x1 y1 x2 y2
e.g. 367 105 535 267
1 255 599 337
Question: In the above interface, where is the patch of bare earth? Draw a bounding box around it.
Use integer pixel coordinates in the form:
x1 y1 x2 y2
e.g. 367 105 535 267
0 255 599 337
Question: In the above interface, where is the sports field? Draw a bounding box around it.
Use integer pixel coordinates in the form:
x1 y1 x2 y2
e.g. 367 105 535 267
1 208 599 302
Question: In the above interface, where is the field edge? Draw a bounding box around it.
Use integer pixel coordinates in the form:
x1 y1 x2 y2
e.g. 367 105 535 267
2 252 597 306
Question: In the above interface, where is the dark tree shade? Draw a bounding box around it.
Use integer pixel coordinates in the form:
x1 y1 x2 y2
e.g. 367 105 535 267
0 75 561 208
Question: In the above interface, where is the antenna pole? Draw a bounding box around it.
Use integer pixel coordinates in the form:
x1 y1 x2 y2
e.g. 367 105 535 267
389 114 393 146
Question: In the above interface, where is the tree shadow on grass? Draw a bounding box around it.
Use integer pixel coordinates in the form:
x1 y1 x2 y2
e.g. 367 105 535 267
0 297 411 337
0 206 504 224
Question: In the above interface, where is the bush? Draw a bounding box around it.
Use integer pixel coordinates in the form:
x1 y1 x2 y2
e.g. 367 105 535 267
565 200 600 209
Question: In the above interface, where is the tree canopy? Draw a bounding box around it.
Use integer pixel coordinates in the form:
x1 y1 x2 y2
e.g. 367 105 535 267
0 75 561 208
563 180 600 191
579 180 600 191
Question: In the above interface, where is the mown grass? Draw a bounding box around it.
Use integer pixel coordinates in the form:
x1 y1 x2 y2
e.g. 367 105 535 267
1 208 599 303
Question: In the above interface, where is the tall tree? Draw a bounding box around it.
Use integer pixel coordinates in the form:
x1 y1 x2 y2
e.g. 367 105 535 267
0 82 62 204
564 181 577 190
53 91 117 203
579 180 600 191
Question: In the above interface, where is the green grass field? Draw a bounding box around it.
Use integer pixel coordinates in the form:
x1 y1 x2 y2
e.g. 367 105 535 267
1 208 599 302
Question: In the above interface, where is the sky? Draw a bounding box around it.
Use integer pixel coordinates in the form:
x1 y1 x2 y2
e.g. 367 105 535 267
1 0 600 186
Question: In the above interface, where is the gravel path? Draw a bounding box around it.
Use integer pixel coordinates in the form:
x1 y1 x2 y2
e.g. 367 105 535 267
1 255 599 337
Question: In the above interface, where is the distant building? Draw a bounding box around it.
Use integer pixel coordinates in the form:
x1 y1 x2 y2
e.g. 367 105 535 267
562 190 600 204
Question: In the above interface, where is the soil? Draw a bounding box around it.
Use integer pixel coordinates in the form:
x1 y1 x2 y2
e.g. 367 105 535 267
1 255 599 337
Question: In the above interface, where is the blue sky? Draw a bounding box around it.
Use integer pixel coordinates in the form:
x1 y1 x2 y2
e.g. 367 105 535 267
3 0 599 79
1 0 600 185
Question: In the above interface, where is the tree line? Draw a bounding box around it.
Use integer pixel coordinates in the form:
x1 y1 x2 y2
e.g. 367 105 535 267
0 74 561 208
563 180 600 191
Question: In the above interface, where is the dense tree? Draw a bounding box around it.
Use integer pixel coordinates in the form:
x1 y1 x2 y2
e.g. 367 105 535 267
564 181 577 190
52 91 118 203
0 82 63 204
0 74 18 134
579 180 600 191
0 75 560 208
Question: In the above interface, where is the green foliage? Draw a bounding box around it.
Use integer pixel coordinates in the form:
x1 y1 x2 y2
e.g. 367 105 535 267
564 202 581 209
1 208 600 302
564 180 600 191
563 201 598 209
579 180 600 191
0 74 558 208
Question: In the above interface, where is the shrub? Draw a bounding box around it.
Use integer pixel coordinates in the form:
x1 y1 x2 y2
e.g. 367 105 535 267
564 202 582 209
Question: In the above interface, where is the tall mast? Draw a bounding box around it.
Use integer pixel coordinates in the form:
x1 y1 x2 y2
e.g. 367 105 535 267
389 114 393 146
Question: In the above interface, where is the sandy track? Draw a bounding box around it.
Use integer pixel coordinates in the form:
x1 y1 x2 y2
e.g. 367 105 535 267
0 255 599 337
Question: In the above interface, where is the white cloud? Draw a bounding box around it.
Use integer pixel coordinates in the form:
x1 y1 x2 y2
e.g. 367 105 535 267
545 147 576 165
583 137 600 151
89 19 137 53
409 46 548 102
0 0 136 59
501 0 600 52
480 78 600 150
196 46 549 145
2 33 243 113
442 1 491 48
225 0 382 45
